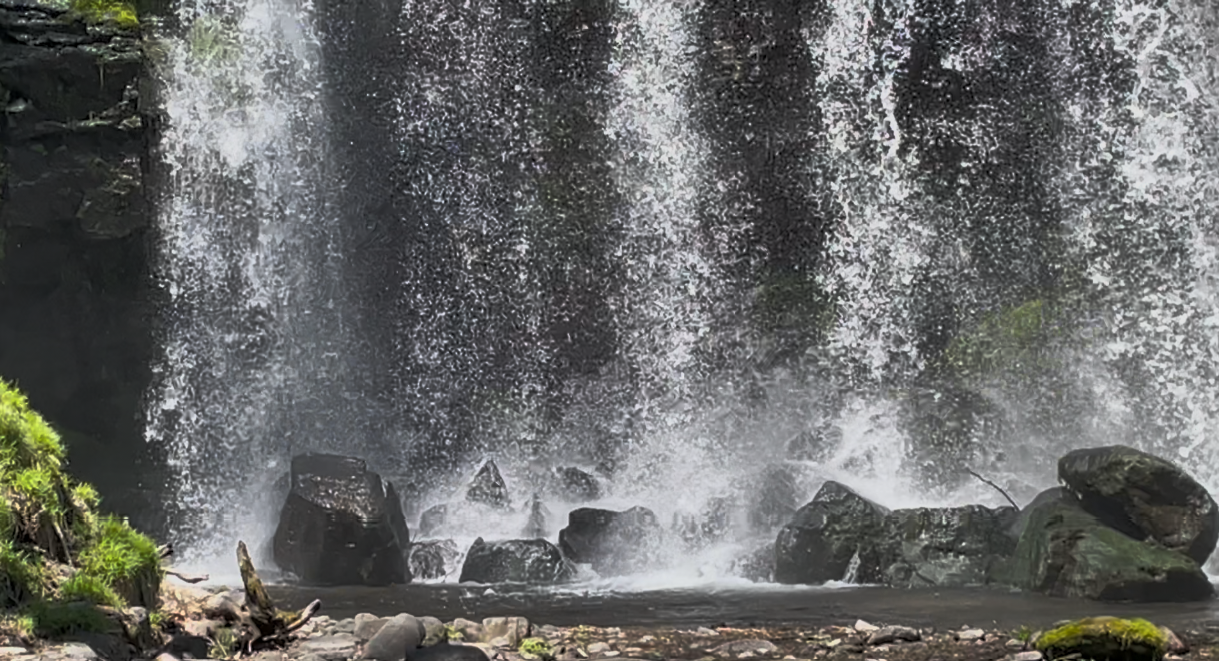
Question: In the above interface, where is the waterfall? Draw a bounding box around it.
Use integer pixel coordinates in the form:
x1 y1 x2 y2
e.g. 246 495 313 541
145 0 344 572
147 0 1219 582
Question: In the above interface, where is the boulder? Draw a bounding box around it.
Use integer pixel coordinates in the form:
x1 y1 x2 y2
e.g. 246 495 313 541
409 540 460 581
673 496 734 550
1008 487 1073 540
774 481 889 584
1059 445 1219 564
467 461 510 509
1007 495 1212 601
558 506 663 576
731 542 775 583
458 538 575 584
522 494 549 539
272 453 411 586
747 465 803 532
1036 617 1167 661
878 504 1018 587
419 504 447 537
552 467 601 502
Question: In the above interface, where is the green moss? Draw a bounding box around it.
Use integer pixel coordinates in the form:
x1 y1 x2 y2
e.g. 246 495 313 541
519 637 554 660
944 299 1052 378
67 0 138 28
443 623 463 641
1037 617 1167 661
209 626 239 659
24 601 115 637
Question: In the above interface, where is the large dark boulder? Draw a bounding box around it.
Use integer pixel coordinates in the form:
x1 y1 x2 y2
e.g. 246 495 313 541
558 506 663 576
458 538 575 584
1006 493 1212 601
774 481 889 584
273 453 411 586
1059 445 1219 564
879 504 1017 587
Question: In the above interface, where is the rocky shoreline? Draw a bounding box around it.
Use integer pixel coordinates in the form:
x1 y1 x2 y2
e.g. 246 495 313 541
5 580 1215 661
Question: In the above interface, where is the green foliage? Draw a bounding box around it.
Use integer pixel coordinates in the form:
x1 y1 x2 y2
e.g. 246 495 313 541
1037 617 1167 661
67 0 139 28
0 541 45 606
519 637 554 660
23 601 114 637
209 626 239 659
0 377 163 630
75 515 161 608
148 609 166 632
443 623 463 641
59 574 121 608
1013 625 1034 643
944 299 1052 379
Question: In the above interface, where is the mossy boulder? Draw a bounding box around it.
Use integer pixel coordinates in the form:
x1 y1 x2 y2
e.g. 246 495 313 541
1059 445 1219 564
1036 616 1167 661
0 378 162 631
1007 494 1212 602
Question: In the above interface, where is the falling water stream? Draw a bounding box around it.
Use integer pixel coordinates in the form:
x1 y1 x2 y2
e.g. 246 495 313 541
146 0 1219 592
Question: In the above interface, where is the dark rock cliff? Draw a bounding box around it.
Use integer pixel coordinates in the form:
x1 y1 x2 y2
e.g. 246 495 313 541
0 0 159 529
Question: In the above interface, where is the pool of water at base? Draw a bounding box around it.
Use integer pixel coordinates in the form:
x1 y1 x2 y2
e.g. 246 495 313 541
266 583 1219 632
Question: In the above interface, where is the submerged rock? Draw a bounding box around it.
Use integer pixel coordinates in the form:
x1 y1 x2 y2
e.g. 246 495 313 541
272 453 411 586
1007 495 1212 601
774 481 889 584
458 538 575 584
467 461 511 510
558 506 663 576
1059 445 1219 564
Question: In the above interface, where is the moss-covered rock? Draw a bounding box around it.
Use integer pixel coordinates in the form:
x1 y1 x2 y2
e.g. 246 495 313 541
66 0 138 29
1059 445 1219 565
1007 494 1212 602
519 637 554 660
0 378 162 629
1036 616 1167 661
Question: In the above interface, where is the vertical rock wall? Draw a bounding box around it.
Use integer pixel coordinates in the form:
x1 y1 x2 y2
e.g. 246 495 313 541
0 1 159 531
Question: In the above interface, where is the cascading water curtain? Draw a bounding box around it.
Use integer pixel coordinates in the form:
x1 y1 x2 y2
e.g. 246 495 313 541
145 0 345 576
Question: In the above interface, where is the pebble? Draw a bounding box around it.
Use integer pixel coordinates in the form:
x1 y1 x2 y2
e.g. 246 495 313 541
854 620 879 633
587 642 612 654
1011 651 1044 661
957 629 986 642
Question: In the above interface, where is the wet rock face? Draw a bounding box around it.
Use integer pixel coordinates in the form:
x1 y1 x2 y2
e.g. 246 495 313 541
0 1 155 530
458 538 575 585
409 539 460 581
1058 445 1219 564
1008 494 1212 602
273 453 412 586
466 460 510 509
878 504 1017 588
774 481 890 584
558 506 663 576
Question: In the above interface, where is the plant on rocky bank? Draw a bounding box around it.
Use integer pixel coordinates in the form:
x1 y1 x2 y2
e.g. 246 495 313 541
0 377 161 638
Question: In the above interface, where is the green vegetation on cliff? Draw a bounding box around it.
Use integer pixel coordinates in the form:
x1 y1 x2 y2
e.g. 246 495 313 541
0 378 161 636
67 0 138 29
943 299 1049 378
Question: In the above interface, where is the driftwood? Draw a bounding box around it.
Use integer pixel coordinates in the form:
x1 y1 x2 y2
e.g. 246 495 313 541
165 568 209 584
236 541 321 650
965 467 1019 509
